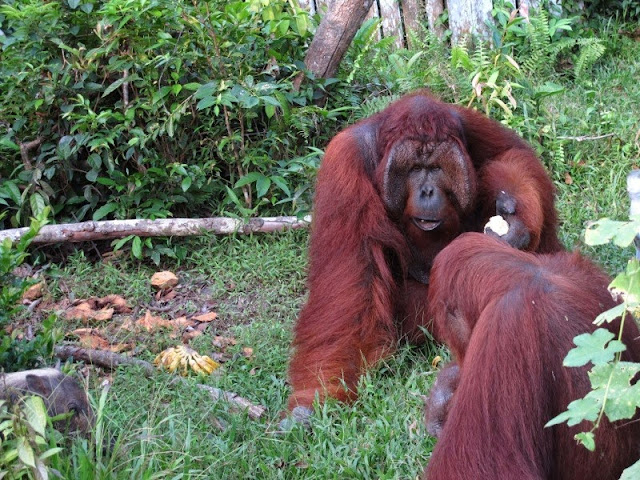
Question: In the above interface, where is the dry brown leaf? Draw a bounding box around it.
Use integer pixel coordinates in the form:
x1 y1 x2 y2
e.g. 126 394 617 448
160 289 178 301
181 323 209 342
72 328 110 350
564 172 573 185
97 294 131 313
173 316 197 328
210 352 230 363
192 312 217 323
65 302 95 321
136 310 175 332
108 342 134 353
92 308 115 322
72 328 132 352
408 419 419 437
119 316 136 331
242 347 254 359
23 282 44 301
182 328 203 342
151 271 179 290
213 335 237 348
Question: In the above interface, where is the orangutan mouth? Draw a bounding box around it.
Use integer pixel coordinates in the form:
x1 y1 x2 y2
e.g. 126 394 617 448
413 218 442 231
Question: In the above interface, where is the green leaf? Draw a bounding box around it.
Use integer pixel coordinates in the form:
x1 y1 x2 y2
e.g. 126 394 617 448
93 203 118 221
594 303 630 325
39 447 63 460
3 181 22 205
86 169 99 182
584 218 639 247
103 74 139 98
271 175 291 196
152 86 173 104
589 362 640 421
196 96 217 111
545 391 603 427
29 192 46 217
256 175 271 198
296 14 308 36
87 153 102 169
194 81 218 99
132 236 142 259
181 176 192 192
112 235 134 251
265 104 276 118
608 260 640 303
0 138 19 150
621 459 640 480
235 172 262 188
23 396 48 437
80 2 94 13
17 437 36 468
575 432 595 451
563 329 626 367
68 0 81 8
278 19 290 35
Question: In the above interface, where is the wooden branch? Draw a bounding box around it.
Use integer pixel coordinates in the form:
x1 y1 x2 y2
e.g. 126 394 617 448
19 137 43 170
54 345 266 420
300 0 375 80
557 133 616 142
196 384 266 420
0 216 311 245
55 345 155 375
122 69 129 109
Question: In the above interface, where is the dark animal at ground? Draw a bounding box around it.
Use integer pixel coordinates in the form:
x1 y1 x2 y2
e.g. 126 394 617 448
286 90 562 411
423 233 640 480
1 367 94 435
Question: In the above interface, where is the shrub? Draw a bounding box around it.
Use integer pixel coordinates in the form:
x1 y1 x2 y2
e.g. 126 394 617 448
0 0 335 227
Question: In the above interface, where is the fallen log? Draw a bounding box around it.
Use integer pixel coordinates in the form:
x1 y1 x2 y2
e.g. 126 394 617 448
54 345 266 420
0 216 311 245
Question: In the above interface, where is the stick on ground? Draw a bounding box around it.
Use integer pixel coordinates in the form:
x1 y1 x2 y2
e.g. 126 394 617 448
54 345 266 420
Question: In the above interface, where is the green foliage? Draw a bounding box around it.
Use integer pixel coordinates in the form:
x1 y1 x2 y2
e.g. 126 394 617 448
547 218 640 477
0 0 332 228
0 396 63 479
0 208 62 371
0 209 49 328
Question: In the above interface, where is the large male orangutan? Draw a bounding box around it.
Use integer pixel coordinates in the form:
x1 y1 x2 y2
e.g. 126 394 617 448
286 91 563 411
423 233 640 479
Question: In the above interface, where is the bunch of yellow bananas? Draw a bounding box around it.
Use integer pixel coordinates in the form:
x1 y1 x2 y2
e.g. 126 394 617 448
154 345 220 376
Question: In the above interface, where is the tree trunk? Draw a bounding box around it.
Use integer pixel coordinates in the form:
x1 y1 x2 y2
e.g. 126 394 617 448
425 0 446 39
301 0 375 81
447 0 493 45
401 0 422 47
0 216 310 245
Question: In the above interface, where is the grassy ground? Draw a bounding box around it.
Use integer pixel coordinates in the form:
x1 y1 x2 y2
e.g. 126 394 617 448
41 232 441 479
10 20 640 480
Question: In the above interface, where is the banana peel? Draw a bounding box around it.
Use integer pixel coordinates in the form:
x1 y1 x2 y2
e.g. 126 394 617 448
154 345 220 376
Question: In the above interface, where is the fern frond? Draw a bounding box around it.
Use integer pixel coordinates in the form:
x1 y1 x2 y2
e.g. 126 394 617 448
357 94 400 120
574 38 605 77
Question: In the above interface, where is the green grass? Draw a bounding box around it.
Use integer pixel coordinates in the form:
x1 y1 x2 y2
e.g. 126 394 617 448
41 232 444 479
10 17 640 480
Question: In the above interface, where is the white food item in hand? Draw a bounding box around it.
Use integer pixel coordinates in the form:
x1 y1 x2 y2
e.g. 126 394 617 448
484 215 509 236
